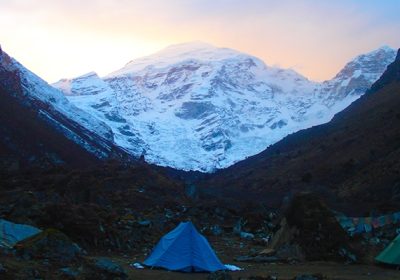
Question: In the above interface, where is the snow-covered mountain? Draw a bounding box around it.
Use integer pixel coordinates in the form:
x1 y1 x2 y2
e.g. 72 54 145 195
53 42 397 172
318 45 397 107
0 46 125 161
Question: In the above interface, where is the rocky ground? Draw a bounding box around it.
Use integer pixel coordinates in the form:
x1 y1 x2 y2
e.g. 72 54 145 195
127 262 400 280
1 166 400 279
2 236 400 279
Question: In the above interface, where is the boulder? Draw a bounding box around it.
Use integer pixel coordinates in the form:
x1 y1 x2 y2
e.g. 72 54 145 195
60 267 80 278
93 257 127 277
15 229 83 262
258 248 275 256
137 220 151 227
240 231 255 239
275 243 305 261
284 193 356 261
210 225 223 236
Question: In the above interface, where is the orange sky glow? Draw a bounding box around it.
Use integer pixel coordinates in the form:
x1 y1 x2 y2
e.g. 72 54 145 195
1 0 399 83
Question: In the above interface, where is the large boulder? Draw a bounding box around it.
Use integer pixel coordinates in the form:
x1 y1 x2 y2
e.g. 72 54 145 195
284 193 355 261
15 229 83 263
92 258 127 278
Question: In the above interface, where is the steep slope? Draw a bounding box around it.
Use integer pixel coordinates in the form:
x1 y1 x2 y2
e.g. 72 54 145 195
54 43 396 172
0 47 130 169
203 49 400 213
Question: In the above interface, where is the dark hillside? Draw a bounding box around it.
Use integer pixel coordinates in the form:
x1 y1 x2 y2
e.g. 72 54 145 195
0 49 132 171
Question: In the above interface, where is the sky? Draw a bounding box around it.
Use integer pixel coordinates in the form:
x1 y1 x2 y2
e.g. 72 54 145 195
1 0 399 83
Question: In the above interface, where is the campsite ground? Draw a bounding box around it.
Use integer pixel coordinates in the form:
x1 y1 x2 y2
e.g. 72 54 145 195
2 252 400 280
118 235 400 280
125 261 400 280
1 169 400 279
2 224 400 279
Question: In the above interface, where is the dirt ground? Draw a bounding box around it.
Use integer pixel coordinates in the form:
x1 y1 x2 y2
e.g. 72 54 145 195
2 224 399 279
119 235 400 280
125 262 400 280
118 235 400 280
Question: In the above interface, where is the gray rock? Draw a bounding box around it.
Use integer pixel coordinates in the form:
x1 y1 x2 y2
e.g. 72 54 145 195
253 255 281 263
240 231 254 239
234 255 254 262
211 225 223 236
137 220 151 227
175 101 216 120
104 112 127 123
165 209 174 219
270 119 288 129
276 244 305 261
60 267 80 278
16 229 83 263
338 247 357 263
94 258 127 276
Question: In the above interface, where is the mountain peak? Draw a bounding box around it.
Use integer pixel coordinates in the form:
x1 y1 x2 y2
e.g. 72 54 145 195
106 41 246 77
79 71 99 78
160 41 217 53
147 41 225 61
319 46 397 107
368 48 400 93
357 45 396 60
327 46 396 82
377 45 394 52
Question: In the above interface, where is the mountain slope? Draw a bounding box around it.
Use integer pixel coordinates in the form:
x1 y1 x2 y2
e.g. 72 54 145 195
54 43 397 172
202 49 400 213
318 46 396 106
0 47 131 169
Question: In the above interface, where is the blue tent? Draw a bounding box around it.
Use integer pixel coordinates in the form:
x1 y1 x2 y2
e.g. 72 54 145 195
143 221 226 272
